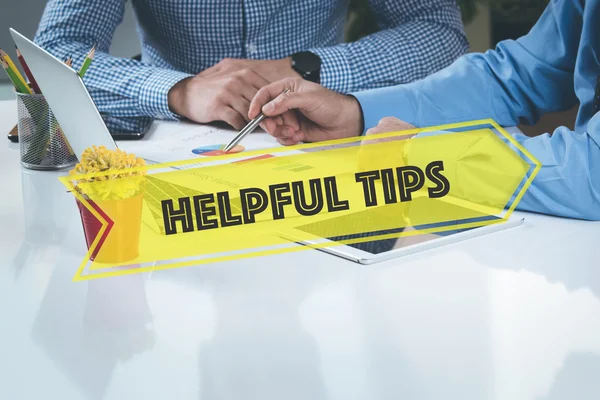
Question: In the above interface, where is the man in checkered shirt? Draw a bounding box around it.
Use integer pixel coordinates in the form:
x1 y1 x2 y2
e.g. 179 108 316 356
34 0 468 131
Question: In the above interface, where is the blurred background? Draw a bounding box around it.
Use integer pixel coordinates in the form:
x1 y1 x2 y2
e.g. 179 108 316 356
0 0 574 136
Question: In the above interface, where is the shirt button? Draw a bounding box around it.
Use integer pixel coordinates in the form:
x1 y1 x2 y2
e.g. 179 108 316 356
246 43 257 54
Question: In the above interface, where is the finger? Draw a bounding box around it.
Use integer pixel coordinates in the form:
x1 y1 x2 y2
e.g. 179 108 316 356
377 117 416 131
260 118 279 134
239 86 260 104
366 123 404 136
378 117 402 125
225 94 252 124
248 78 302 119
366 127 381 136
271 125 297 140
281 111 300 131
277 137 295 146
229 75 267 106
261 91 314 118
363 129 414 146
276 130 305 146
236 70 270 101
291 131 305 144
220 78 265 124
259 115 285 131
219 107 247 130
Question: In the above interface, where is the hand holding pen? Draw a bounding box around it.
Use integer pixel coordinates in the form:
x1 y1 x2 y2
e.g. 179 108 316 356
223 88 290 152
247 78 364 146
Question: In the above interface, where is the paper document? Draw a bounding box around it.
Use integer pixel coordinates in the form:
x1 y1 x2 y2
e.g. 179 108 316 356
118 120 281 164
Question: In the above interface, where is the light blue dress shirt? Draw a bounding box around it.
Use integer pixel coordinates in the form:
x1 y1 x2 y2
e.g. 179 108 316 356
354 0 600 221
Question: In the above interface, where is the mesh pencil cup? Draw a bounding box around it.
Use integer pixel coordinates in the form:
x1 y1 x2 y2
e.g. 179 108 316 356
16 91 77 170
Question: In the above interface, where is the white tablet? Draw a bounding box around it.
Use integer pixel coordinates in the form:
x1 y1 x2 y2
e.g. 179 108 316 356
282 200 524 264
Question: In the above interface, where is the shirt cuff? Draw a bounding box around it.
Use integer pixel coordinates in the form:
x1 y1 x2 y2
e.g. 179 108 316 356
308 46 353 93
351 85 418 134
138 69 193 120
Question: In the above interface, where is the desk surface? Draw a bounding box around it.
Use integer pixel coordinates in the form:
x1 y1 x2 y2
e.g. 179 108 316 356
1 99 599 400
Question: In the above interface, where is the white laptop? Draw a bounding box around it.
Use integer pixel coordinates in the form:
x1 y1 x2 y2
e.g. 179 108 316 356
10 28 120 160
9 28 235 172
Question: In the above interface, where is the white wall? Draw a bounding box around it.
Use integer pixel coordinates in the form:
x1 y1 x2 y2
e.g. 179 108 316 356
0 0 141 83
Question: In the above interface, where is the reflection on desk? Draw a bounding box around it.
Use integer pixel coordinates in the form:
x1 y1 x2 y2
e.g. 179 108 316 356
1 99 600 399
32 260 155 400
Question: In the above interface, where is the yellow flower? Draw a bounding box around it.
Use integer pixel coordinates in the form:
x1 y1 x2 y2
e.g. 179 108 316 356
70 145 147 201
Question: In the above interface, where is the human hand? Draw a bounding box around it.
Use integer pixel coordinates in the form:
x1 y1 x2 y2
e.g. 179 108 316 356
248 78 364 145
356 117 417 175
357 117 418 149
199 57 301 84
167 68 270 130
366 117 416 137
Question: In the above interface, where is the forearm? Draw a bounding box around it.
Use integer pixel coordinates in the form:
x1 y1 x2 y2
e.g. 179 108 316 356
35 38 191 120
353 55 518 130
503 120 600 221
34 0 192 120
405 120 600 221
353 0 579 130
309 0 468 93
354 40 578 131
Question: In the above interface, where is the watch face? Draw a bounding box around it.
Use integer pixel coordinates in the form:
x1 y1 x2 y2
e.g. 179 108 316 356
292 52 321 83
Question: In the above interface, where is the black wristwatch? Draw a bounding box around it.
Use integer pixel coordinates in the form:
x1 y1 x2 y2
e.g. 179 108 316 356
291 51 321 84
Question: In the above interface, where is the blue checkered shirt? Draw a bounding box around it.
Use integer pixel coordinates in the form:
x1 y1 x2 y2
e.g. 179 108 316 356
34 0 468 129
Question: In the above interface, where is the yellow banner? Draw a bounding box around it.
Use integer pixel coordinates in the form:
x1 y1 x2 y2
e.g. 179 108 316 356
61 120 540 281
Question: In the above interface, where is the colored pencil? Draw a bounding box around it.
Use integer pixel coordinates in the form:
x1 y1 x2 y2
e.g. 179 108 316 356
15 47 41 94
0 54 31 94
0 55 15 90
0 49 31 94
78 45 95 78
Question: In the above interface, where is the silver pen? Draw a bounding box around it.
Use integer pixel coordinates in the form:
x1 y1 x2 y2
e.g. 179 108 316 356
223 88 290 153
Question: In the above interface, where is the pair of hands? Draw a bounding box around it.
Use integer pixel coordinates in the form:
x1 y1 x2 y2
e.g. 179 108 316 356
168 58 300 130
169 58 415 143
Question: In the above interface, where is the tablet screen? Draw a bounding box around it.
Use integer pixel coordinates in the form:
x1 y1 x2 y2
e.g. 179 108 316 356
294 208 502 255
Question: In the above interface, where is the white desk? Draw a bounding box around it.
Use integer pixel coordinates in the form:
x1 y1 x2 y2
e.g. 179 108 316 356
1 99 599 400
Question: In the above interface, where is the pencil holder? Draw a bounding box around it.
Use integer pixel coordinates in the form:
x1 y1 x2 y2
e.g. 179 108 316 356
16 91 77 170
